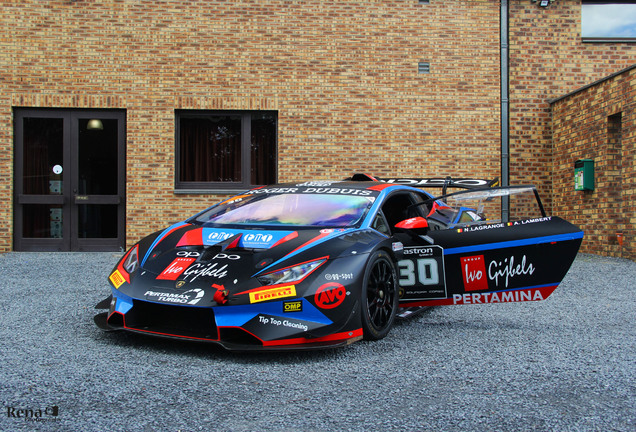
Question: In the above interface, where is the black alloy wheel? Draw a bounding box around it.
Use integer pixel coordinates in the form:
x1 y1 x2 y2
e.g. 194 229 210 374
361 251 399 340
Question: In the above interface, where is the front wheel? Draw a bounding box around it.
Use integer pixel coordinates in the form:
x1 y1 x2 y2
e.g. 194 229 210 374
361 251 399 341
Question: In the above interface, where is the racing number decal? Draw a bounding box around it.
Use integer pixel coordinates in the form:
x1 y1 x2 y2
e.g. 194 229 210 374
398 258 439 286
397 246 447 301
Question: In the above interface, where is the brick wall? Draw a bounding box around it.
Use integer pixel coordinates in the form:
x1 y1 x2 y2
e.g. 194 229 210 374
508 0 635 214
551 67 635 260
0 0 502 250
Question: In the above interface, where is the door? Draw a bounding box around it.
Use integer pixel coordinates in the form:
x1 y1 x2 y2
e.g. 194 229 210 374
14 109 126 251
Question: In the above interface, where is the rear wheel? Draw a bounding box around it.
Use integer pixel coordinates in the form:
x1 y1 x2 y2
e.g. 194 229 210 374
361 251 399 340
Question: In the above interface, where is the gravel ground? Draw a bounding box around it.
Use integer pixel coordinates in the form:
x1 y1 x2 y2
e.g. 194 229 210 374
0 252 634 432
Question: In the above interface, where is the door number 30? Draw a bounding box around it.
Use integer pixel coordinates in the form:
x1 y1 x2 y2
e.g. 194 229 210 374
398 259 440 286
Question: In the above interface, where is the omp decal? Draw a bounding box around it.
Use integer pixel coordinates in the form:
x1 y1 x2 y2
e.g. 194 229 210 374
283 300 303 312
141 222 189 266
156 257 196 280
109 270 126 289
314 282 347 309
249 285 296 303
460 255 488 292
444 232 585 255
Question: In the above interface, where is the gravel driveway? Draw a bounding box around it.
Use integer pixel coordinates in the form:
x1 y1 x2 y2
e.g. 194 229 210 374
1 252 634 432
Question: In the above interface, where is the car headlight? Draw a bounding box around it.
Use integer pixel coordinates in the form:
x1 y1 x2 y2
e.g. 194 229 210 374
122 245 139 274
257 258 326 286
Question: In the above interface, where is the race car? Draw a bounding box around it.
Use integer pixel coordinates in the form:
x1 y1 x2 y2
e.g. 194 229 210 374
94 175 583 351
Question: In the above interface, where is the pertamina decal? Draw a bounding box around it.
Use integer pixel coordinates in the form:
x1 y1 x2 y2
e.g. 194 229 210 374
109 270 126 289
249 285 296 303
156 257 196 280
315 282 347 309
461 255 488 292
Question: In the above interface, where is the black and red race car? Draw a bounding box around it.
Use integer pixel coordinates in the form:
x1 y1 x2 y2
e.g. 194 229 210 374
94 175 583 351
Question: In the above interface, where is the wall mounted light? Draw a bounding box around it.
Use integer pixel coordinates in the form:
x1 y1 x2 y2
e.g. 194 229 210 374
87 119 104 130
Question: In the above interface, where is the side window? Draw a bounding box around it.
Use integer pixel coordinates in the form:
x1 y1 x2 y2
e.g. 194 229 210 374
371 212 390 235
380 193 425 233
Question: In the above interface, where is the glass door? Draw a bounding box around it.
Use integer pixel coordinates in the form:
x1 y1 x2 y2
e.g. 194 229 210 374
14 109 126 251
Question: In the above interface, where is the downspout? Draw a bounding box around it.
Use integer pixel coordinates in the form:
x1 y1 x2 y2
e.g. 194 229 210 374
500 0 510 221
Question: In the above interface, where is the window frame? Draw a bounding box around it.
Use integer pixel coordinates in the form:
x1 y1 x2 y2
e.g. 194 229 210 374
581 1 636 43
175 110 278 194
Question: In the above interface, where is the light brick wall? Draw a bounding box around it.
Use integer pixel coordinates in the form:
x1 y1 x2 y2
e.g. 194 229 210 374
508 0 636 214
1 1 634 255
551 67 635 259
0 0 501 250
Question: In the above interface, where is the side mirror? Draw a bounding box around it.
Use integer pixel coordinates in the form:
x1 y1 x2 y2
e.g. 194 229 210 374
395 217 429 234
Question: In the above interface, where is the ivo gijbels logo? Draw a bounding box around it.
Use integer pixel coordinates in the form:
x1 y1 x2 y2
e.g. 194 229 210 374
6 405 59 422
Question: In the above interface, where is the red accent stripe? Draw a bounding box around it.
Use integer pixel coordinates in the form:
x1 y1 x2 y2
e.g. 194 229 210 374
287 232 331 256
226 234 242 249
367 184 393 191
176 227 203 247
271 231 299 248
262 328 363 347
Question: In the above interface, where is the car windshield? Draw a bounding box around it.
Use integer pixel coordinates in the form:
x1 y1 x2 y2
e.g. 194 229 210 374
193 193 376 228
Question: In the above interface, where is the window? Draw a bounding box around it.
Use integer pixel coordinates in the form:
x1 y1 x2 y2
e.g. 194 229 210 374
582 2 636 41
176 111 277 191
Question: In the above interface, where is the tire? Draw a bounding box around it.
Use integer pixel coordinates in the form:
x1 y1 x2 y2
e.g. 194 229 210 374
361 251 399 341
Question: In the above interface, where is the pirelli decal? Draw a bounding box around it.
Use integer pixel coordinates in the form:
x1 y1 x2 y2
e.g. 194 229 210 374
249 285 297 304
109 270 126 289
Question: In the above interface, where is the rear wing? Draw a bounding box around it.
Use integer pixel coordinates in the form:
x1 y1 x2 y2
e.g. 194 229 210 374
349 173 499 195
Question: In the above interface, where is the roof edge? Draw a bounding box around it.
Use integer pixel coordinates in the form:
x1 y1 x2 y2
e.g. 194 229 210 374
548 64 636 104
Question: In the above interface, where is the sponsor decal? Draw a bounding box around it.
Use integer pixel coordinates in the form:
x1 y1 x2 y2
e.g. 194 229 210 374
460 255 488 292
392 242 404 252
403 247 434 256
324 273 353 281
156 257 196 280
258 315 308 332
247 186 372 196
144 289 205 305
315 282 347 309
176 251 200 258
296 181 340 187
210 253 240 260
207 231 234 242
176 281 186 289
203 228 295 249
109 270 126 289
249 285 296 303
488 255 535 288
452 288 544 304
283 300 303 312
182 262 228 282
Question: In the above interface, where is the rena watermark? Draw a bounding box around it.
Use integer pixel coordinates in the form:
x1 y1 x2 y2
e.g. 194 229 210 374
6 405 59 423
